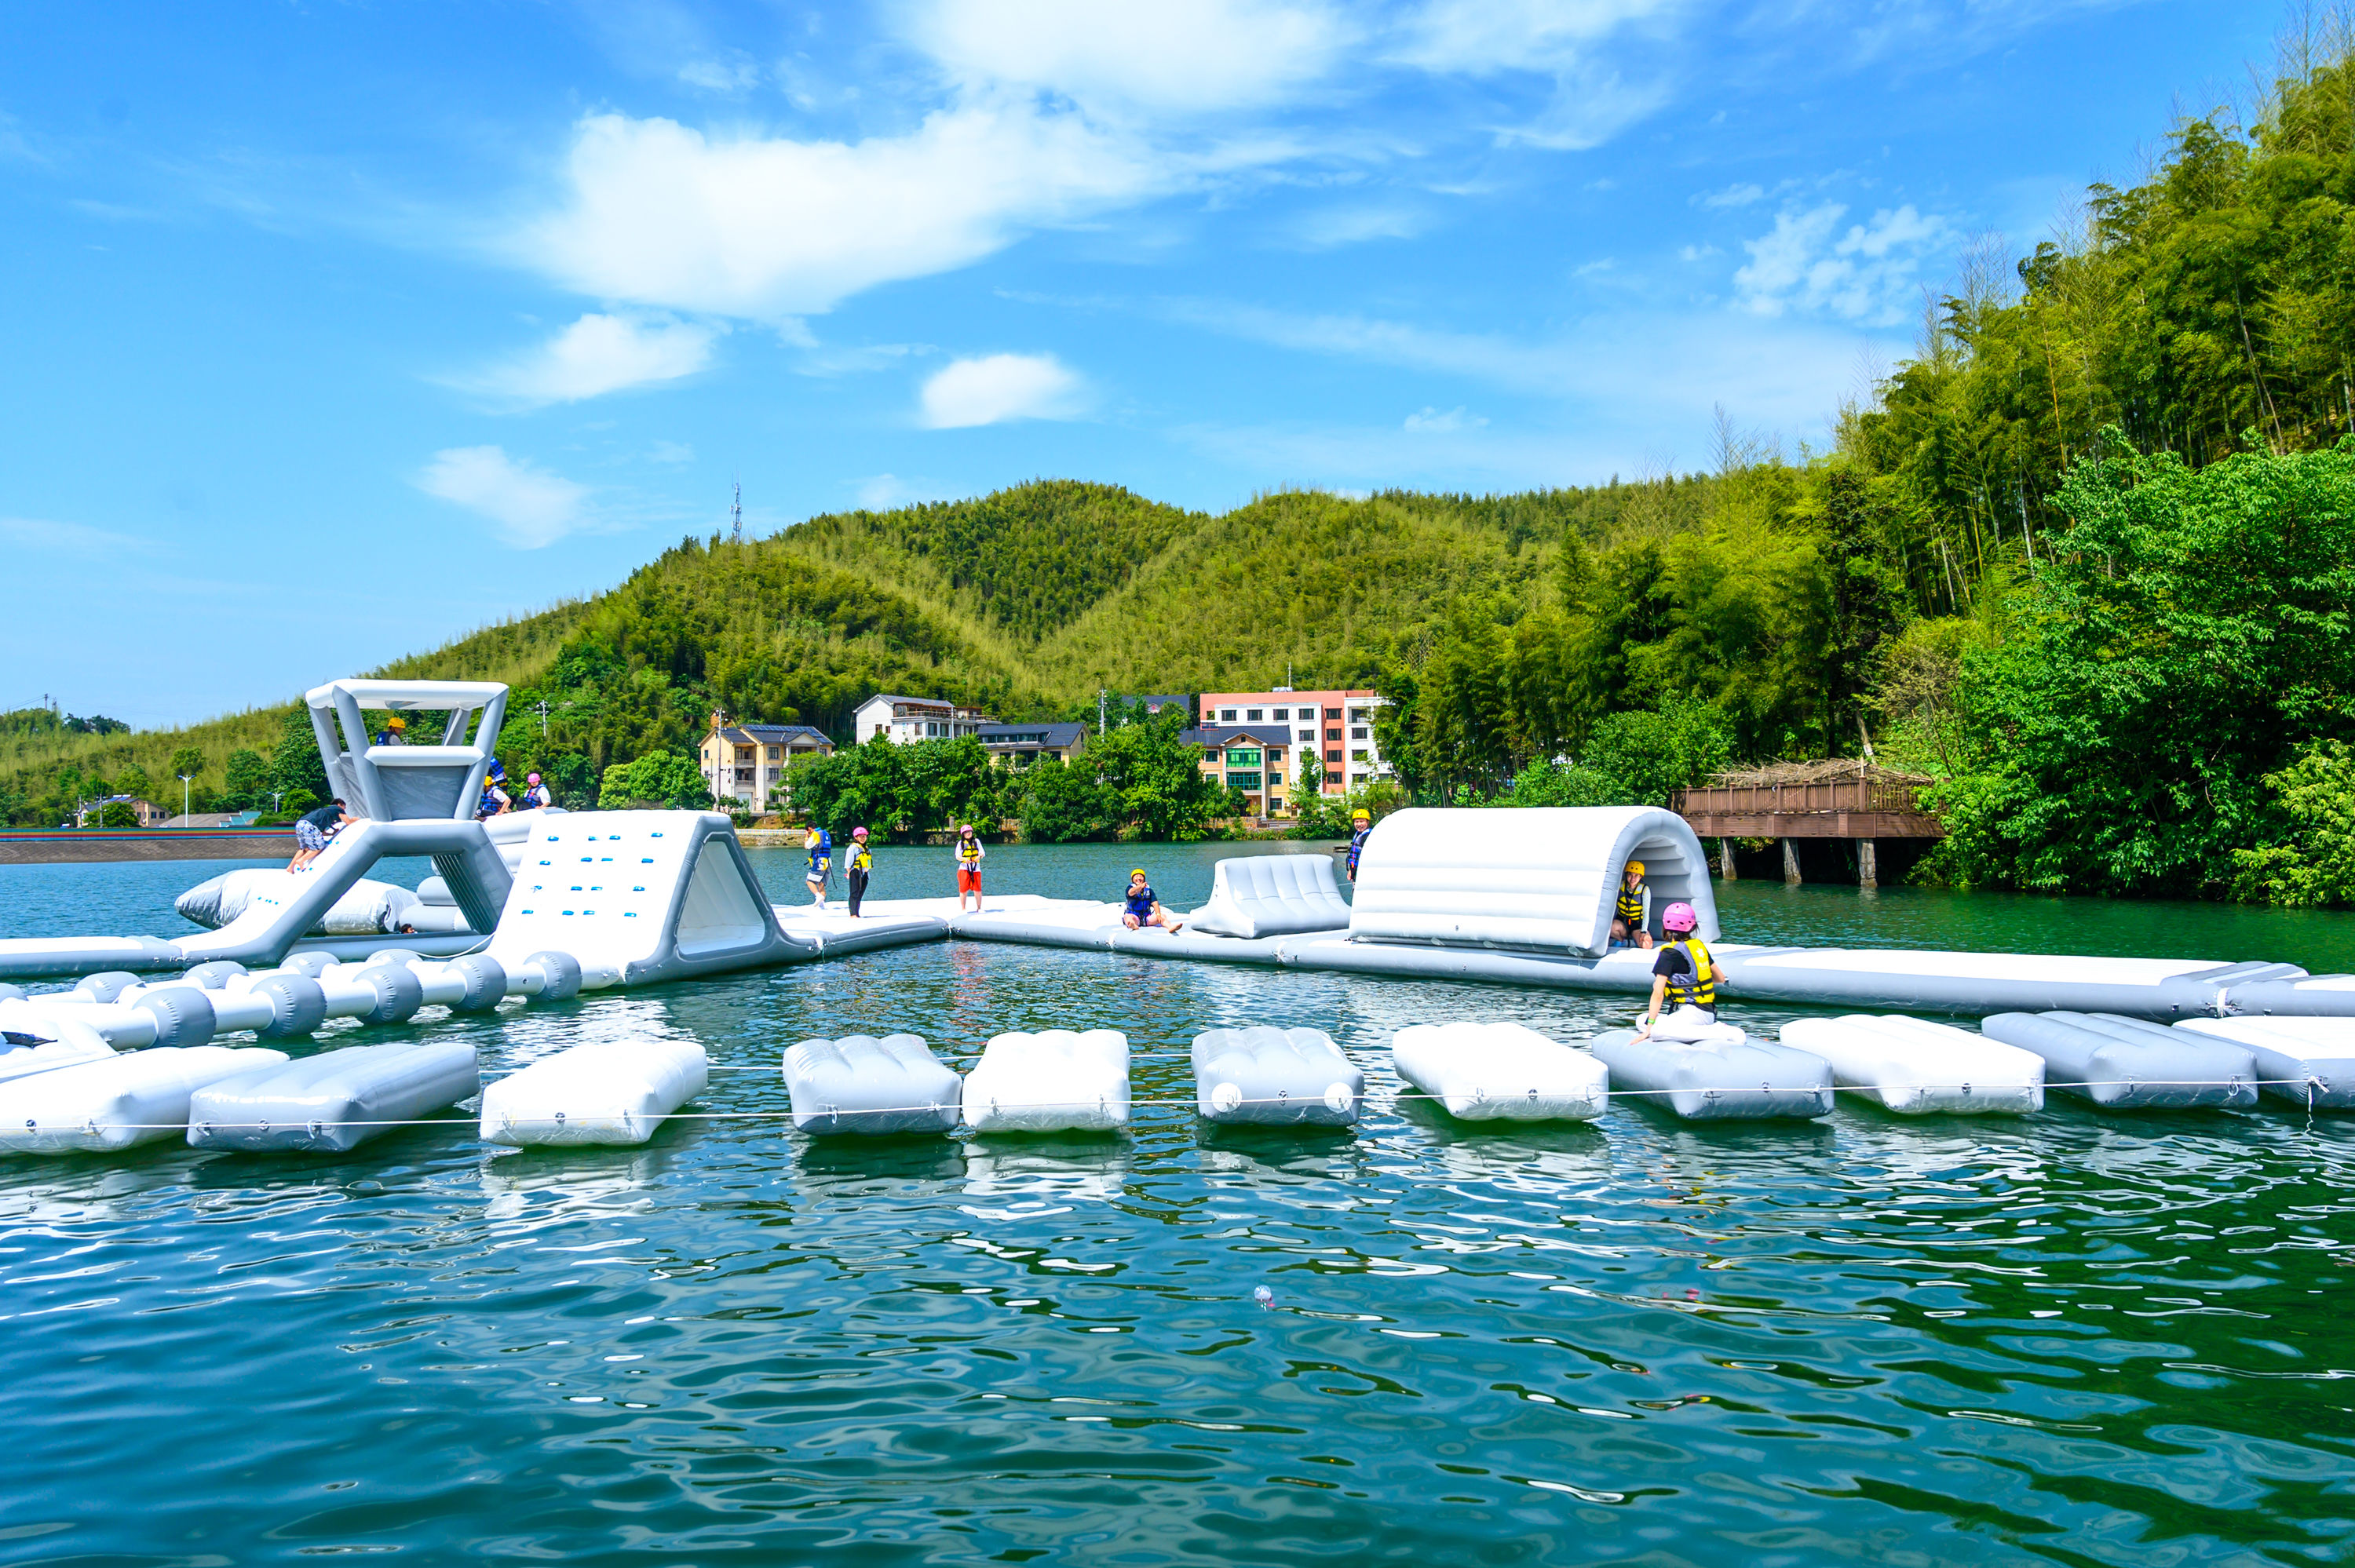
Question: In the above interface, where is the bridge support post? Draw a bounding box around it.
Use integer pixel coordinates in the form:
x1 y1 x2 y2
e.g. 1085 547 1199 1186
1857 838 1878 890
1782 837 1802 885
1719 837 1738 881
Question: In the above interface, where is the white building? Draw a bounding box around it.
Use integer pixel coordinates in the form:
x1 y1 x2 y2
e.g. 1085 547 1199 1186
851 693 999 745
1197 687 1393 794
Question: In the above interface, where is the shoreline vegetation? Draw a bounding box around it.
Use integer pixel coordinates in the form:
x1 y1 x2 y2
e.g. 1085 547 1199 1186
9 48 2355 903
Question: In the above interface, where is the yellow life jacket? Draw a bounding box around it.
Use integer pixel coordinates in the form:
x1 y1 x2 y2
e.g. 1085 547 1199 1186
1616 881 1645 924
1663 936 1715 1011
958 836 982 864
849 842 872 873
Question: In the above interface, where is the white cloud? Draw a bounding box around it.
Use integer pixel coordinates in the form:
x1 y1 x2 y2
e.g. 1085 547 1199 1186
648 440 696 465
901 0 1349 117
1404 406 1488 432
514 107 1174 319
0 516 145 555
1287 204 1428 248
678 53 760 93
466 312 721 404
918 352 1086 428
1696 181 1765 208
1386 0 1681 149
1735 202 1954 325
1389 0 1678 72
414 447 593 549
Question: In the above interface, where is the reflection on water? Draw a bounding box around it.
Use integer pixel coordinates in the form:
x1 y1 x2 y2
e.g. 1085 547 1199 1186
1 843 2353 1564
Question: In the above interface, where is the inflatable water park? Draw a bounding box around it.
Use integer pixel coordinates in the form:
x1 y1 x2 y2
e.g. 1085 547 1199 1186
0 676 2348 1154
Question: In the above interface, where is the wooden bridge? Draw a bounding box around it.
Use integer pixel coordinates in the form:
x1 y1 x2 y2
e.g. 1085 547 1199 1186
1671 768 1940 888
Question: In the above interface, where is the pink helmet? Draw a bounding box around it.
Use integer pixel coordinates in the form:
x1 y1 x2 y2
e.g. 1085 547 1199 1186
527 772 541 785
1660 901 1698 933
852 826 869 837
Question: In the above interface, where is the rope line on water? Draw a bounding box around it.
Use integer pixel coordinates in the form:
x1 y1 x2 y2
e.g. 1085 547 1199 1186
13 1074 2330 1136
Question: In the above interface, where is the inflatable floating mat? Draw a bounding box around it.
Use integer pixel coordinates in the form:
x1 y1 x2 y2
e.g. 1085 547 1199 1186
784 1034 963 1136
1391 1021 1607 1122
1780 1014 2043 1115
963 1029 1130 1134
482 1039 709 1147
1187 855 1353 940
1981 1012 2256 1109
188 1039 480 1151
1590 1026 1833 1121
0 1046 290 1152
1191 1026 1362 1126
2175 1016 2355 1108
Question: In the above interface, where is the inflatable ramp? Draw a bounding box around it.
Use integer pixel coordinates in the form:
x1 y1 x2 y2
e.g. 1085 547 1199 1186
1187 855 1352 939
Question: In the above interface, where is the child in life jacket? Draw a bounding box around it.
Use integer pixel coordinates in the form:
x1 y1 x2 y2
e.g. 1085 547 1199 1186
1634 901 1728 1041
1122 869 1181 932
1611 860 1653 949
954 822 986 913
805 828 831 909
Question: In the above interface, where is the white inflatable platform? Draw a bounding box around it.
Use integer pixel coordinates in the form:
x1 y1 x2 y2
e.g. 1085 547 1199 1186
188 1040 480 1151
962 1030 1130 1134
1391 1021 1607 1122
783 1034 963 1136
1188 856 1353 940
2174 1016 2355 1108
481 1040 709 1147
1191 1026 1361 1126
1981 1012 2258 1110
1590 1022 1834 1121
1780 1014 2043 1115
0 1046 290 1153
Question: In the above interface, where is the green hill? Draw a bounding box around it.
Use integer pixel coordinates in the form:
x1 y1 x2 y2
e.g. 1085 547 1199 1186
0 478 1602 822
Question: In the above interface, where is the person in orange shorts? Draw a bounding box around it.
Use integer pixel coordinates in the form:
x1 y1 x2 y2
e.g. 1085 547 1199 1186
953 822 986 913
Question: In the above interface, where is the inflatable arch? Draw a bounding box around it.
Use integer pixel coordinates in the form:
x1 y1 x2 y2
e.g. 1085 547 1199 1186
1347 805 1719 957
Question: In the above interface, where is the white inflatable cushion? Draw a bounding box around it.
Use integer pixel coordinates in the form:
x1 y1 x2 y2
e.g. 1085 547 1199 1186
0 1005 117 1083
1590 1027 1834 1120
0 1046 290 1152
1192 1026 1362 1125
1188 856 1353 940
2174 1016 2355 1108
1781 1014 2043 1114
1392 1021 1608 1121
481 1039 708 1147
1984 1012 2257 1109
188 1040 480 1152
177 869 422 936
962 1029 1129 1133
784 1034 962 1136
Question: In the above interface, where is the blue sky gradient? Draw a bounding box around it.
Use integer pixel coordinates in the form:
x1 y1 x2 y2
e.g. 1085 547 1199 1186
0 0 2275 725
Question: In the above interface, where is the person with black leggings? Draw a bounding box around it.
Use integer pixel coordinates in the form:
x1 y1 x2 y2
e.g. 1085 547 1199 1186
845 826 873 917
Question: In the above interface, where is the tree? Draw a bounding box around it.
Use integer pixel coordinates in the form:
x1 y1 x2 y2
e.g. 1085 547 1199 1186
167 747 204 784
1936 432 2355 894
598 751 714 810
222 749 270 810
1017 757 1117 842
2232 741 2355 906
1084 713 1230 840
270 706 332 808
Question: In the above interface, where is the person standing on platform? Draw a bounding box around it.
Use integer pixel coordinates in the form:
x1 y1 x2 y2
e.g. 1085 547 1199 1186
805 828 832 910
1345 809 1372 883
845 826 873 918
954 822 986 913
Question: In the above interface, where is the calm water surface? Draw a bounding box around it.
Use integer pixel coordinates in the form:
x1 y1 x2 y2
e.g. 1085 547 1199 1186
2 842 2351 1565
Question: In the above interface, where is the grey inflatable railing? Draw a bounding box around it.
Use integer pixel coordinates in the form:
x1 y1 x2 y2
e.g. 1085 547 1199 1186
1187 855 1353 940
783 1034 963 1136
187 1039 481 1151
1981 1012 2257 1109
1347 806 1717 956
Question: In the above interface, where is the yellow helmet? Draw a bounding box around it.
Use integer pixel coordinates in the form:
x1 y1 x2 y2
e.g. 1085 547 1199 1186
1625 859 1645 877
1352 809 1370 822
1130 868 1148 879
385 714 406 730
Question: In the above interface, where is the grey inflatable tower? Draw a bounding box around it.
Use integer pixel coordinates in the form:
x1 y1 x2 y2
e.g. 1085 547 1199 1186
306 678 508 822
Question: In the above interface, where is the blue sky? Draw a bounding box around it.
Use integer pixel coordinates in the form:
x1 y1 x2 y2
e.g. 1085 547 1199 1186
0 0 2273 727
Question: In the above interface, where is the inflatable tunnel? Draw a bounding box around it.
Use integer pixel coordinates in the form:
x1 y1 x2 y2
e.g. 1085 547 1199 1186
1346 805 1718 957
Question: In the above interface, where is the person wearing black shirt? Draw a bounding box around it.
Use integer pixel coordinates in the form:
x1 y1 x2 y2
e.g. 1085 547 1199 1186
288 798 353 871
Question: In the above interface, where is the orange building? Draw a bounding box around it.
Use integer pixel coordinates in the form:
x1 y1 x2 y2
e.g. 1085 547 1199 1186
1195 687 1388 796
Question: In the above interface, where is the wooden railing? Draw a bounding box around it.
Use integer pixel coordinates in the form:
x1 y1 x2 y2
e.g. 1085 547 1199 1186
1671 778 1942 839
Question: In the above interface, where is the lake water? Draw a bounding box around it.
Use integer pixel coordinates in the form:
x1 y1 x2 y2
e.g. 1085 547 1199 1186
2 842 2351 1565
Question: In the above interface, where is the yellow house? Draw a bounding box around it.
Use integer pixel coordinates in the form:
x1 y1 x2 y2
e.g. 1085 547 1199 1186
697 717 835 809
1182 723 1293 817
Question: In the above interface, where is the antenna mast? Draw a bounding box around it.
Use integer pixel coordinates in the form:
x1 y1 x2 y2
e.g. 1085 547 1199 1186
730 479 743 545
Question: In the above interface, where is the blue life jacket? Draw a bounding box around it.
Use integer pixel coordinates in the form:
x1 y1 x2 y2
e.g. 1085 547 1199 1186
809 833 831 876
1125 883 1155 917
1346 825 1371 872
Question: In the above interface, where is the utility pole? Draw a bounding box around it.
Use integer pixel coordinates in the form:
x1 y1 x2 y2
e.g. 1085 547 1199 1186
1098 688 1108 737
179 772 193 823
535 697 551 735
730 479 743 545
